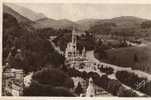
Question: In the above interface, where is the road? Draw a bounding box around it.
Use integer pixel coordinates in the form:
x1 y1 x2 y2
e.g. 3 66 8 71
86 50 151 80
48 38 64 55
85 50 147 96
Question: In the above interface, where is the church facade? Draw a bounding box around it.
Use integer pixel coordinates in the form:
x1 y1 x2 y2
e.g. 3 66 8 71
65 29 87 66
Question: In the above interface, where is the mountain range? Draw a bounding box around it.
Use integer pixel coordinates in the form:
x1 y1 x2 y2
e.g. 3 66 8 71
3 4 31 23
3 3 150 31
5 3 46 21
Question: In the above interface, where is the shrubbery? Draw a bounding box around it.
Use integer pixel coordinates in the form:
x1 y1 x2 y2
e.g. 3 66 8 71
23 80 75 96
32 68 74 89
75 82 84 95
141 21 151 29
98 65 114 75
24 68 75 96
66 68 142 97
3 13 65 74
116 70 151 96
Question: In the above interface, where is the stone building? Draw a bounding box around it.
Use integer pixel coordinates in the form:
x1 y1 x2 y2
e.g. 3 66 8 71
2 68 24 96
86 77 96 97
65 29 87 67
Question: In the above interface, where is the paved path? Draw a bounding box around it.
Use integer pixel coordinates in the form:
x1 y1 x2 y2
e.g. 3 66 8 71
48 38 64 55
86 50 151 80
85 50 148 96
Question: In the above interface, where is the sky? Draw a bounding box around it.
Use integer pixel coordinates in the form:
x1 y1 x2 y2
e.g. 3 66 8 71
5 3 151 21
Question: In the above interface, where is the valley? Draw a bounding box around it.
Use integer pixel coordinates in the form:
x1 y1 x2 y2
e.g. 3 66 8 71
2 3 151 97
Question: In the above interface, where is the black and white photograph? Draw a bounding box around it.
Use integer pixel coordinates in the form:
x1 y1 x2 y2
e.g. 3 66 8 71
2 1 151 97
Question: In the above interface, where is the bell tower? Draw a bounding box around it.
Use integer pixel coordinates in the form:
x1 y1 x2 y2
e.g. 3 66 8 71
65 29 78 59
86 77 95 97
72 29 77 44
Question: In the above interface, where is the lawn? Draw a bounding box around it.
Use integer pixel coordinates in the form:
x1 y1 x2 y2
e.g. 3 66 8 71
105 43 151 74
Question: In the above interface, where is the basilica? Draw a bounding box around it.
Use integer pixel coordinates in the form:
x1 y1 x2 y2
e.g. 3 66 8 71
65 29 87 64
64 29 110 97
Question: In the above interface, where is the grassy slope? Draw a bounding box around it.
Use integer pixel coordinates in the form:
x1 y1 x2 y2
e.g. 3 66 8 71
105 44 151 74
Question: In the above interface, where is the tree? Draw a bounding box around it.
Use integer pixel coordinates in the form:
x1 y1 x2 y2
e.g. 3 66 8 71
3 12 65 73
3 13 21 64
88 22 116 35
134 53 139 63
75 82 83 95
32 68 74 88
141 21 151 29
23 80 75 96
24 68 75 96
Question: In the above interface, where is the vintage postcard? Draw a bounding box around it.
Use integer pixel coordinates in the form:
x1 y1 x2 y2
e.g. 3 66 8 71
1 0 151 98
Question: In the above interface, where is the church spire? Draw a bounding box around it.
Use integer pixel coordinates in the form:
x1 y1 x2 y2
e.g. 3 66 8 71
86 77 95 97
82 47 86 57
72 28 77 44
